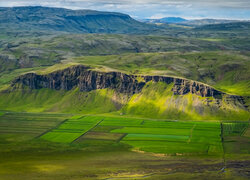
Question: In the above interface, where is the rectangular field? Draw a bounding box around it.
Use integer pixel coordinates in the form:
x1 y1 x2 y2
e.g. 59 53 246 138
0 113 248 156
40 116 103 143
76 117 224 155
76 132 125 141
222 122 250 154
0 112 70 142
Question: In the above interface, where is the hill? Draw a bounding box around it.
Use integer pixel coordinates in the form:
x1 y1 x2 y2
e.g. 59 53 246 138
0 6 158 34
182 19 245 26
0 64 249 120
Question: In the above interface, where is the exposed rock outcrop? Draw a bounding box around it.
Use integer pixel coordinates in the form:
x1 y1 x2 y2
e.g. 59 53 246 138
11 65 248 111
4 64 248 116
12 65 225 99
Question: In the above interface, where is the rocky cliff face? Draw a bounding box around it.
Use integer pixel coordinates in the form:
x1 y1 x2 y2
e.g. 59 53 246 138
12 65 226 99
6 64 249 115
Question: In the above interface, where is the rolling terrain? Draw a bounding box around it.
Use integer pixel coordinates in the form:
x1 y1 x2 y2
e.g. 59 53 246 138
0 64 249 120
0 6 158 34
0 6 249 180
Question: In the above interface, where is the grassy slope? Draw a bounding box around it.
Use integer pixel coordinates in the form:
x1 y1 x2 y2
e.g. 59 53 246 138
0 86 129 114
0 82 249 120
122 82 249 120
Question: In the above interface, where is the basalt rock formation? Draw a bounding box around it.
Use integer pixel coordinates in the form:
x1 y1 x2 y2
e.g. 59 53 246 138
3 64 248 119
12 65 243 104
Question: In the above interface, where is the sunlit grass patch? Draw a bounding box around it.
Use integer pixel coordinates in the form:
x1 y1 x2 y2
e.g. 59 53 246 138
123 133 189 141
40 131 83 143
40 116 103 143
34 164 65 172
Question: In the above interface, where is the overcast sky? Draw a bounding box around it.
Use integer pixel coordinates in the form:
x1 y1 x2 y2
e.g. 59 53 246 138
0 0 250 20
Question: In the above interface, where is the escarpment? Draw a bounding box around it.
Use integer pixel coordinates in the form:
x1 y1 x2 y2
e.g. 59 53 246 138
11 65 246 106
12 66 145 94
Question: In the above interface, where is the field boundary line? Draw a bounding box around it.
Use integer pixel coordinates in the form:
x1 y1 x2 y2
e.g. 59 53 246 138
71 118 104 143
220 122 226 170
34 118 70 139
240 122 249 136
187 124 196 144
116 133 128 142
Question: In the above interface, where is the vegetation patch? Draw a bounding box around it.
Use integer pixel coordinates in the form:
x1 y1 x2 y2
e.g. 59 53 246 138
123 134 189 141
76 132 125 141
0 112 70 143
40 116 103 143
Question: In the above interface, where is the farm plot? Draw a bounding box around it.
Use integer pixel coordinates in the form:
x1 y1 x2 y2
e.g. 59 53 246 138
1 112 248 158
100 116 144 126
123 134 189 141
222 122 250 154
76 132 125 141
40 116 103 143
223 122 249 136
0 112 70 143
243 126 250 138
191 122 223 155
76 117 223 155
108 119 223 155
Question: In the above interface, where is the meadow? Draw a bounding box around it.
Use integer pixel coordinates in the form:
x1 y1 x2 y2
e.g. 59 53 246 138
0 111 249 179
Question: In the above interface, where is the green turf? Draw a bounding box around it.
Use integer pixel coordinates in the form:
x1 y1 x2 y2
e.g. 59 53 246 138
0 112 71 143
111 127 191 136
100 116 143 126
40 132 83 143
0 112 249 179
40 116 103 143
123 140 210 154
123 134 189 141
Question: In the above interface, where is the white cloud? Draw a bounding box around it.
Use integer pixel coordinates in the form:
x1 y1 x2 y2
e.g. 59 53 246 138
1 0 250 8
148 14 168 19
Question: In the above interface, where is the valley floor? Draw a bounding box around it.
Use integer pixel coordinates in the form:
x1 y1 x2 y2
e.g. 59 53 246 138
0 112 249 180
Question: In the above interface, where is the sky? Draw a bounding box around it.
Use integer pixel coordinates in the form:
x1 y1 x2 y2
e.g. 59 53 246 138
0 0 250 20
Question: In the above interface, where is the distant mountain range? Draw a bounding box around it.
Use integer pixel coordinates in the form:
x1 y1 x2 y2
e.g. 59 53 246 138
0 6 249 38
0 6 158 34
142 17 247 26
182 19 245 26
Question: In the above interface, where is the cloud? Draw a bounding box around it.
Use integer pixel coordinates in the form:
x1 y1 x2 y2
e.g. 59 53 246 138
0 0 249 19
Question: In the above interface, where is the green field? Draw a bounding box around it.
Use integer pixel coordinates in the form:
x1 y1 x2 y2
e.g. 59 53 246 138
40 116 102 143
0 112 71 143
20 114 246 157
0 112 249 180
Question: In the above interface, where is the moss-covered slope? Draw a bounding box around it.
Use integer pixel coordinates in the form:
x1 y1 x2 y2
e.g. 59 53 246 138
0 65 248 120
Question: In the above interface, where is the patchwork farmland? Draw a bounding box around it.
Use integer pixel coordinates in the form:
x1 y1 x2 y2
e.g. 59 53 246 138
1 112 248 156
0 111 249 179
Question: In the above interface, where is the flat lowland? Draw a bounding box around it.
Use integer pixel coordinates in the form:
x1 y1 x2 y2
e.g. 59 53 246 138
0 112 249 179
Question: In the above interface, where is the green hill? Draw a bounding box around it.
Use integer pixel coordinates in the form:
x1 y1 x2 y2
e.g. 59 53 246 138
0 6 158 34
0 65 248 121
